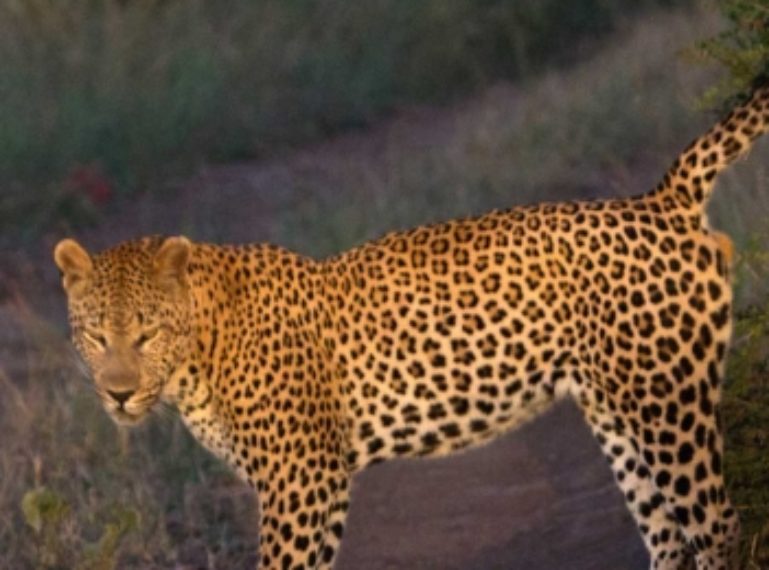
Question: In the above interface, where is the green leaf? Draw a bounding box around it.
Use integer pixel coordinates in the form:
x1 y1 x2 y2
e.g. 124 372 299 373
76 505 141 570
21 487 69 534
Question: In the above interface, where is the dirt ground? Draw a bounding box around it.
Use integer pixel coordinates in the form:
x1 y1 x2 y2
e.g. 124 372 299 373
3 83 653 569
338 402 647 570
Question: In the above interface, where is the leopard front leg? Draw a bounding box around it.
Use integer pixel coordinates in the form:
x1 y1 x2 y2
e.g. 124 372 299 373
256 469 351 570
316 479 351 570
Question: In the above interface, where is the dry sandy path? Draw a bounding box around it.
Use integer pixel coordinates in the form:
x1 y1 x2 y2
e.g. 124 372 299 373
338 402 646 570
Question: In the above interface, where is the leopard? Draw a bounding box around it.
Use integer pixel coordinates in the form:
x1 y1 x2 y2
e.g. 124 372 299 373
54 84 769 570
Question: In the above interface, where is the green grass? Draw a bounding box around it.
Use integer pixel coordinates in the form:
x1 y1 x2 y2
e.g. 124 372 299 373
0 0 674 245
2 2 769 568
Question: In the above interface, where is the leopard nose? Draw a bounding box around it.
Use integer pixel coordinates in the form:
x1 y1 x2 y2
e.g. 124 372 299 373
107 390 135 407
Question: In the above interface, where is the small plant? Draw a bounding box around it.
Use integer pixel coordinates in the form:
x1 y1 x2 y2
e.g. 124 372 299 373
21 487 70 568
77 505 141 570
21 487 142 570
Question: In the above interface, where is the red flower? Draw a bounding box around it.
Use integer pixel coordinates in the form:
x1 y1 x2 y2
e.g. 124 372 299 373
66 163 113 207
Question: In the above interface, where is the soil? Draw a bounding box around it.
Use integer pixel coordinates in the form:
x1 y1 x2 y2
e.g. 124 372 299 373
338 401 647 570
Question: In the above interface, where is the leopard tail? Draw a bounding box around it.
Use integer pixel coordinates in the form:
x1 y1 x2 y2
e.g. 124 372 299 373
648 83 769 213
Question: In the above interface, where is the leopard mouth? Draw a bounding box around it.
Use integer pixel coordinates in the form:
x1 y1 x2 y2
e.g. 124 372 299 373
101 387 161 426
109 407 147 426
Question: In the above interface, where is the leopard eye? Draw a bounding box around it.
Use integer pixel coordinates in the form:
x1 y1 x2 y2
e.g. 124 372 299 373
134 328 160 349
82 330 108 350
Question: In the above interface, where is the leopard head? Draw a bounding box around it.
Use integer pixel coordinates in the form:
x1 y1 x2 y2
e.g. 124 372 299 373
54 236 194 425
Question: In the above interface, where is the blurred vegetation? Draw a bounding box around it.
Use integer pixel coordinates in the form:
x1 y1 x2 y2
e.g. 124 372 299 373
0 0 674 243
692 0 769 107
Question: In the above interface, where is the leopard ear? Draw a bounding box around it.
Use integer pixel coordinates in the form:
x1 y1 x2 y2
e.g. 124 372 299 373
153 236 191 291
54 239 93 297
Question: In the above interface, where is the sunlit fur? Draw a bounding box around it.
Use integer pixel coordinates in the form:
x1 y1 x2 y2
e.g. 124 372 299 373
55 85 769 570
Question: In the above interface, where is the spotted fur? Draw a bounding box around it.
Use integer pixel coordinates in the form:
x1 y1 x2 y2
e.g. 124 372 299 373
54 85 769 569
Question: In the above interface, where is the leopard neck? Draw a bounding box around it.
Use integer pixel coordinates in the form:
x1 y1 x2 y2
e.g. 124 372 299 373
163 247 237 461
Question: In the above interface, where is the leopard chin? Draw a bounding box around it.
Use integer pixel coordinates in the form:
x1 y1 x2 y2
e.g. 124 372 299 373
109 408 148 426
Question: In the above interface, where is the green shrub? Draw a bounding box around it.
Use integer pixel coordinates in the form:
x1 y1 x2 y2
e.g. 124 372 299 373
692 0 769 106
726 259 769 567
